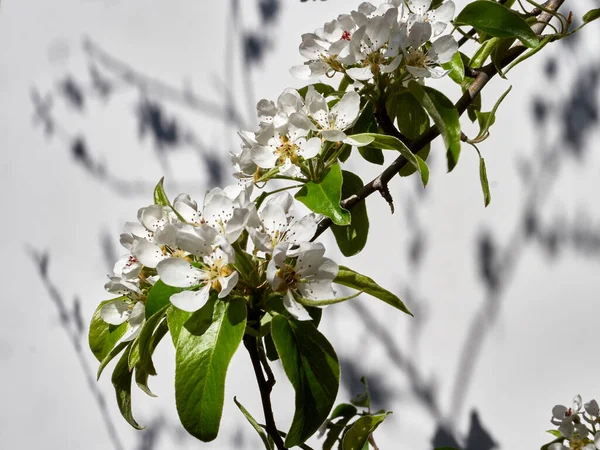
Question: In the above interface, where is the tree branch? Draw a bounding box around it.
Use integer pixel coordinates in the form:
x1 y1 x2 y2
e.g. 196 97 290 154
312 0 565 242
244 333 287 450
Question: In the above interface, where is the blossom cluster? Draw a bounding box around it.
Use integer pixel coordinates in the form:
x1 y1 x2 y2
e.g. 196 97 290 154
100 184 339 335
232 86 363 180
291 0 458 81
548 395 600 450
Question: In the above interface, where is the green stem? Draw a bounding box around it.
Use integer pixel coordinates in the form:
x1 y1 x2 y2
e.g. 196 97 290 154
295 290 363 308
255 185 304 210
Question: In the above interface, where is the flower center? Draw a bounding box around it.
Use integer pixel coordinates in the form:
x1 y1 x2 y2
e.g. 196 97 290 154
275 264 299 291
341 31 351 41
125 256 138 267
275 136 300 164
406 49 427 68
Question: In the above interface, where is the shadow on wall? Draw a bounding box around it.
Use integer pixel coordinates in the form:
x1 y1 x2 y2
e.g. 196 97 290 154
28 1 600 449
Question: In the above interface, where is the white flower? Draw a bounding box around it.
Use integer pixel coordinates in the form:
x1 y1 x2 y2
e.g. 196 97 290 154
173 188 249 244
552 396 583 426
405 0 455 37
345 9 400 81
585 400 600 417
290 15 359 79
100 300 145 342
248 192 319 253
251 122 321 177
104 275 141 296
402 22 457 79
266 243 338 321
231 130 258 179
156 246 239 312
305 86 361 143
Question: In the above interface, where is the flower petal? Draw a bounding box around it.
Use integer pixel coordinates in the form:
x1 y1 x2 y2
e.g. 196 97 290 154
170 284 211 312
321 129 348 142
283 290 313 321
100 300 131 325
157 258 206 287
346 66 374 81
251 145 278 169
218 271 239 298
137 205 167 232
429 35 458 64
132 239 165 268
298 137 322 159
331 91 360 130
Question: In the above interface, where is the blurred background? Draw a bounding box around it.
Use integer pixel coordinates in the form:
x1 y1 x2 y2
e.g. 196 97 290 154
1 0 600 449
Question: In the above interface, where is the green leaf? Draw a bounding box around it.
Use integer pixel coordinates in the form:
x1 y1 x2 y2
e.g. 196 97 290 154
111 344 144 430
271 315 340 448
323 415 354 450
491 38 516 77
330 403 358 420
137 304 170 376
358 146 384 165
479 155 491 207
583 8 600 23
153 177 170 207
546 429 562 438
135 319 169 396
442 51 465 84
167 305 192 346
128 334 141 369
135 320 169 397
342 413 390 450
264 332 279 362
469 37 500 69
97 341 128 380
455 0 539 48
388 91 431 178
175 297 247 442
389 91 430 141
351 101 384 165
408 81 461 172
145 280 184 319
234 397 273 450
89 299 128 362
470 85 512 143
331 171 369 257
347 133 427 186
298 83 336 99
295 163 351 226
350 377 371 408
335 266 412 316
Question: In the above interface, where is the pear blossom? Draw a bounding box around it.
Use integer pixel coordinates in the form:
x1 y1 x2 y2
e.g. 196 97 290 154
256 88 307 142
156 246 239 312
585 400 600 418
172 187 250 244
251 120 321 177
552 396 583 426
401 22 457 79
248 192 319 253
305 86 362 144
231 130 258 180
404 0 455 37
267 242 338 321
290 14 359 79
104 275 141 297
345 7 400 81
100 300 145 342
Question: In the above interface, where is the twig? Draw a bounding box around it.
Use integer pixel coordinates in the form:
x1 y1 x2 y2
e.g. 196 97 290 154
311 0 565 242
243 333 287 450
